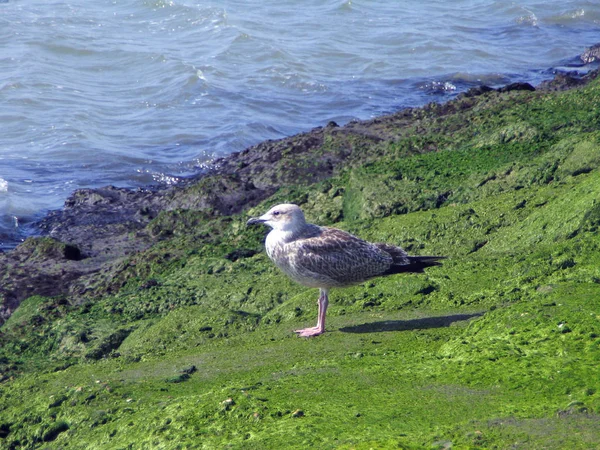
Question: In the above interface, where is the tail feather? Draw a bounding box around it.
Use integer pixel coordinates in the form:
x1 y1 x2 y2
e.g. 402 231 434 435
386 255 446 275
375 242 445 275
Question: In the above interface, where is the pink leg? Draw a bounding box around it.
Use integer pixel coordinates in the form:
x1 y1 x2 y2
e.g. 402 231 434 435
295 289 329 337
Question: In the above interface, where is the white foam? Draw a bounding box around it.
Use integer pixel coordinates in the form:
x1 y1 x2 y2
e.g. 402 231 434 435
0 178 7 193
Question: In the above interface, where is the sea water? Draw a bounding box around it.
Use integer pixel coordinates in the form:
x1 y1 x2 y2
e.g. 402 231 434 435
1 0 599 248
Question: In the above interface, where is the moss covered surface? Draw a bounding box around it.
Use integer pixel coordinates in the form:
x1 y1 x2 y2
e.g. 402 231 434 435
2 79 600 448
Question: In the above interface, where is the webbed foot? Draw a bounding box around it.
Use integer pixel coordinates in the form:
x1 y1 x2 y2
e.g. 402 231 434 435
294 326 325 337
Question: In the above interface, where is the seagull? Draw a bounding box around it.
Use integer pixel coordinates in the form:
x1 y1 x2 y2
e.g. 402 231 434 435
247 204 445 337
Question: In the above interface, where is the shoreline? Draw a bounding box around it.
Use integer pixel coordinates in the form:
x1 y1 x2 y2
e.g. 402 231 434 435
0 59 598 324
0 48 598 252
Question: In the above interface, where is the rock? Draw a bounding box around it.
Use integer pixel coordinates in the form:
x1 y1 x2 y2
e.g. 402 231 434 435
497 82 535 93
581 43 600 64
538 73 587 91
84 328 133 360
460 85 494 98
165 373 190 383
538 69 598 92
179 365 197 375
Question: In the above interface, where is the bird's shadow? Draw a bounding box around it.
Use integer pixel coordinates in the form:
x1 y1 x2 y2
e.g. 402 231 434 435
339 312 484 334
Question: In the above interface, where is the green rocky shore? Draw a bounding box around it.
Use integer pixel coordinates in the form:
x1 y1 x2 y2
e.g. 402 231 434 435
1 67 600 449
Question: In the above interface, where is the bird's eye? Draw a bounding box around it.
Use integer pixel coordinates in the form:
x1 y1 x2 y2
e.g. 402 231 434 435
272 211 280 216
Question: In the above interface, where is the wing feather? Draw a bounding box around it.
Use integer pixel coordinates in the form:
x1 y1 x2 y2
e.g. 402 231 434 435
289 228 392 285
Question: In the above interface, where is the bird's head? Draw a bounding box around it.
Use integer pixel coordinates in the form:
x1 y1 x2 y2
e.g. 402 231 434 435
247 203 306 232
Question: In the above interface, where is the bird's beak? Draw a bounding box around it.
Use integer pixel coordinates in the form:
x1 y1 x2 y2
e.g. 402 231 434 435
247 217 265 226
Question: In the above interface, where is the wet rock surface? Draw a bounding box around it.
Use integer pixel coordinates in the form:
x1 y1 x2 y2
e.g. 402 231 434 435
581 43 600 64
0 66 597 325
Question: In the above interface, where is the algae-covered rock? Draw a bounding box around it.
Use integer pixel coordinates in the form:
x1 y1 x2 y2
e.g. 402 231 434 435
84 328 133 360
557 137 600 177
474 121 539 147
1 68 600 449
41 420 69 442
15 237 82 262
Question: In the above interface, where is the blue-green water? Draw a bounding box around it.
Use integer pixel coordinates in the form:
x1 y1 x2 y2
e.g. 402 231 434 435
1 0 599 248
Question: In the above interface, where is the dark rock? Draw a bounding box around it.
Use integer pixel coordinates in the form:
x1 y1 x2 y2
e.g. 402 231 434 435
497 82 535 93
538 69 599 92
538 73 587 91
581 43 600 64
166 373 190 383
180 365 197 374
0 237 87 325
461 85 494 98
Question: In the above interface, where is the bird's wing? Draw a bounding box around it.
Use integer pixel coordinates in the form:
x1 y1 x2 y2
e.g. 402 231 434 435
289 228 392 285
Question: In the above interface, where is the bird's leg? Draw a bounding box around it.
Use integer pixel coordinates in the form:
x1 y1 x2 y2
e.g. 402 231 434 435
315 289 329 331
295 289 329 337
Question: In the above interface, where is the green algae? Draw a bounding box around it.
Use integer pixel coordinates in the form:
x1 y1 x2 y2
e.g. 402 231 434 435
14 237 82 262
2 79 600 448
